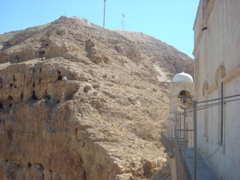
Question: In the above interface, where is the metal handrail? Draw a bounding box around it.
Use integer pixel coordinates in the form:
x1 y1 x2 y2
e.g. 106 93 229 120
160 132 174 154
175 131 192 180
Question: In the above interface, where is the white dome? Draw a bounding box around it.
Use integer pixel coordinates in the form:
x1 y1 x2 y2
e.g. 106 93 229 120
173 72 193 83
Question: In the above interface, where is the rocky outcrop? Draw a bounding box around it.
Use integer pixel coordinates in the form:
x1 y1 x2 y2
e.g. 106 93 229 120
0 16 193 179
0 60 79 107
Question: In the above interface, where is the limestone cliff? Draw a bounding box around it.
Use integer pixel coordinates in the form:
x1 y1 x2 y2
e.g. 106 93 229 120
0 16 193 180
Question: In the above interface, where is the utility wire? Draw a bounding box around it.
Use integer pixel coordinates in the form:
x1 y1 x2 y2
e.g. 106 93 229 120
197 144 222 160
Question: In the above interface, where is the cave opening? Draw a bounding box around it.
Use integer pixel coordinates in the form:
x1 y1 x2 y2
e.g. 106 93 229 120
32 91 38 100
20 93 24 100
58 75 63 80
38 164 44 172
13 75 16 81
28 163 32 168
45 95 51 100
39 50 45 55
8 95 13 101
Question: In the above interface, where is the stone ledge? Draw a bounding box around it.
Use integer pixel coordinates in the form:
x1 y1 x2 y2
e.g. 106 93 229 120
222 66 240 84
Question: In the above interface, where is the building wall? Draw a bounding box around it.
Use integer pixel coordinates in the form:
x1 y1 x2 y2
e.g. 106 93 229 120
193 0 240 179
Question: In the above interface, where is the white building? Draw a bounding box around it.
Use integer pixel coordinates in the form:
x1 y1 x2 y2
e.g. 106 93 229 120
162 0 240 179
168 72 194 141
167 72 194 180
193 0 240 179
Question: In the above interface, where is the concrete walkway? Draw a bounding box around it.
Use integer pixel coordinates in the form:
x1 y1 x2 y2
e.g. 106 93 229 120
184 148 218 180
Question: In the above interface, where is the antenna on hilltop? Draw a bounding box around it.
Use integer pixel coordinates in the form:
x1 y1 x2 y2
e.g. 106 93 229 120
103 0 106 28
121 13 125 30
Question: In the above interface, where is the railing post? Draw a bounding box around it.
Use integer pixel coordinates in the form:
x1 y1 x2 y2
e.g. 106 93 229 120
221 82 224 144
193 101 197 180
180 113 182 147
175 114 179 140
174 114 177 141
184 108 186 161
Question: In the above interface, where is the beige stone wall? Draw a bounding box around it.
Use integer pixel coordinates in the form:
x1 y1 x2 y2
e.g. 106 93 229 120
193 0 240 179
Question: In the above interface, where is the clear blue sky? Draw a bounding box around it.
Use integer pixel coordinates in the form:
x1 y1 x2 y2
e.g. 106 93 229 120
0 0 199 58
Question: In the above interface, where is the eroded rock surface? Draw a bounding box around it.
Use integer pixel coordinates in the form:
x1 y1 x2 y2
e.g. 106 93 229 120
0 16 193 179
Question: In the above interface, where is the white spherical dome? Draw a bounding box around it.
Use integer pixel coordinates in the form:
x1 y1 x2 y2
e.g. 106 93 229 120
173 72 193 83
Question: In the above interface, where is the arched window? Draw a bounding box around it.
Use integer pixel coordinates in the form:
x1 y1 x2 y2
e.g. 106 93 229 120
178 90 192 104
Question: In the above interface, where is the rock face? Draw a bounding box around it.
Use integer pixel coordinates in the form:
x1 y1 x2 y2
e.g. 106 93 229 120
0 16 193 180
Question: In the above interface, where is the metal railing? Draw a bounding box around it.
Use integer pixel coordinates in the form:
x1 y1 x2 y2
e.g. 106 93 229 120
173 93 240 180
160 132 174 156
175 131 192 180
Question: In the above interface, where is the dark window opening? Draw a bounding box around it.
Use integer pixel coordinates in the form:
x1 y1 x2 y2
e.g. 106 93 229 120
45 95 51 100
179 91 187 96
178 90 192 104
58 75 63 80
39 50 45 55
178 90 191 98
38 164 44 172
32 91 38 100
20 93 24 100
13 75 16 81
0 77 3 84
28 163 32 168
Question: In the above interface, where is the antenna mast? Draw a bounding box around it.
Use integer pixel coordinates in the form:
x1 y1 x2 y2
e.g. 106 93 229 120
121 13 125 30
103 0 106 28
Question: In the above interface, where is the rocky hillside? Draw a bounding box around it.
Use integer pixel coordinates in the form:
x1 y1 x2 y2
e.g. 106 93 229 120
0 16 193 180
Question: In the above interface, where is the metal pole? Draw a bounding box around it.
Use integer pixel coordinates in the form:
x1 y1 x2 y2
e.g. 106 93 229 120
103 0 106 28
221 82 223 144
122 13 125 30
174 114 177 140
177 114 180 139
193 101 197 180
184 108 186 160
180 113 182 147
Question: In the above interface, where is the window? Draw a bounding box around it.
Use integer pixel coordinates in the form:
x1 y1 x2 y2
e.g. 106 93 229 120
178 90 191 104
